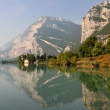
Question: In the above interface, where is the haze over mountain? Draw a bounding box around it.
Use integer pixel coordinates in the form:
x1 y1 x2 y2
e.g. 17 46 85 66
0 16 81 60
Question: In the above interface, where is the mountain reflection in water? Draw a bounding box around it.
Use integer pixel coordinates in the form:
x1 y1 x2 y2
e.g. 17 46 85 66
0 64 110 110
79 68 110 110
0 64 82 108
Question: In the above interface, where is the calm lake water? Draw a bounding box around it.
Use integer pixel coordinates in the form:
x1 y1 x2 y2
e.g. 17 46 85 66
0 64 110 110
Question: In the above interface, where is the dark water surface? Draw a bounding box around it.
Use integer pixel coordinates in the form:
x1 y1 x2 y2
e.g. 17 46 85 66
0 64 110 110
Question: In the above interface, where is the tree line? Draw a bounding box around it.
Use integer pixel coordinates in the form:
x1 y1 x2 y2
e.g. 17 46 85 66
48 35 110 66
79 35 110 57
18 35 110 66
48 51 78 66
18 53 36 65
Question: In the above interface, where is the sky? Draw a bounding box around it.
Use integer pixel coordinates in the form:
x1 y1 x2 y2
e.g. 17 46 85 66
0 0 105 47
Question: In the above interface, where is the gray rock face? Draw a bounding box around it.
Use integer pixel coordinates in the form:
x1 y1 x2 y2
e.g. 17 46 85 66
81 1 110 43
0 16 81 59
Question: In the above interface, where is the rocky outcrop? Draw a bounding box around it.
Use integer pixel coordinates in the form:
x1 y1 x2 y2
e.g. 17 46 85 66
81 1 110 43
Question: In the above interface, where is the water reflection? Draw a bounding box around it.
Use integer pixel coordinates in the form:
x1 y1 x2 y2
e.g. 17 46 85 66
0 64 82 108
18 64 36 73
0 64 110 109
79 68 110 110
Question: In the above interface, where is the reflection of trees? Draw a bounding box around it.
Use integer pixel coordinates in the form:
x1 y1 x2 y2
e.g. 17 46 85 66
18 64 36 72
47 65 78 74
80 71 110 110
18 64 47 74
36 64 47 74
79 72 110 92
78 68 110 78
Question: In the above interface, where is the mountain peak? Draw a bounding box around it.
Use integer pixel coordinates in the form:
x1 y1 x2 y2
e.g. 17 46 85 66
0 16 81 60
38 16 72 23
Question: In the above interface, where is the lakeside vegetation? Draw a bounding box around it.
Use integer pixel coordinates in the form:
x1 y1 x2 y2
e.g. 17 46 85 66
48 35 110 68
48 51 78 66
79 36 110 57
18 53 36 65
77 35 110 68
17 35 110 68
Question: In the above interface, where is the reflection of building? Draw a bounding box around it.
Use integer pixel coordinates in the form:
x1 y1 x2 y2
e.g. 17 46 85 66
24 59 29 67
82 84 110 110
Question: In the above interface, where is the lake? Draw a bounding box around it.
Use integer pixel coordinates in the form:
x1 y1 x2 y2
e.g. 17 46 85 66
0 64 110 110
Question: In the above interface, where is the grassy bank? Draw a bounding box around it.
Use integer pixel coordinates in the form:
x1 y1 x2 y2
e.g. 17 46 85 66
76 54 110 68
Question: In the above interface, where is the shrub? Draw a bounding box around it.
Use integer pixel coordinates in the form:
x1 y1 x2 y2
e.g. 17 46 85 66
48 58 56 65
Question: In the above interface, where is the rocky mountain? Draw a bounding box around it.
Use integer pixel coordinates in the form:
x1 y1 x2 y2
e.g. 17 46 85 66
0 35 22 59
81 1 110 43
0 16 81 60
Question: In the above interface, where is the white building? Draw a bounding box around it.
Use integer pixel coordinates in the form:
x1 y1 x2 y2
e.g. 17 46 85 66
24 59 29 67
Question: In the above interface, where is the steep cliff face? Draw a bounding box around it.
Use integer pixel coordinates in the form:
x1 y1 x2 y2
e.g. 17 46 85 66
0 16 81 59
81 1 110 43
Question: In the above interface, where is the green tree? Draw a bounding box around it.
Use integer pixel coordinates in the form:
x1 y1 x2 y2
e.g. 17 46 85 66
64 51 74 58
105 35 110 54
57 53 63 61
28 54 36 64
18 56 24 65
92 42 105 56
48 58 56 65
37 55 40 59
79 36 97 57
47 55 53 59
70 56 77 64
